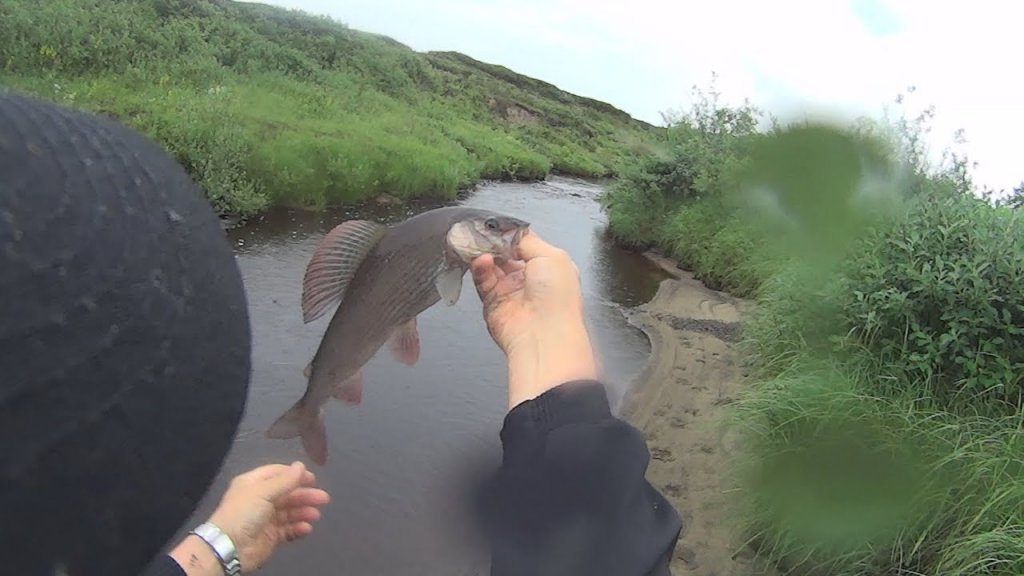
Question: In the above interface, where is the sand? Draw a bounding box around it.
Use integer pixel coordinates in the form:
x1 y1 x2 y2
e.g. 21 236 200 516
618 252 774 576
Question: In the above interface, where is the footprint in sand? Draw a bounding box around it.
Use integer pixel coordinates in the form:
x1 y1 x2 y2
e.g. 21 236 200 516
676 547 699 570
663 483 683 497
651 447 675 462
623 262 775 576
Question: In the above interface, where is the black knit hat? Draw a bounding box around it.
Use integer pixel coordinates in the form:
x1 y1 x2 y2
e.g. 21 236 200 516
0 92 251 576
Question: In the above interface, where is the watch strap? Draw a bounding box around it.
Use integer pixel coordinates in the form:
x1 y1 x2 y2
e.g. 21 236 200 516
189 521 242 576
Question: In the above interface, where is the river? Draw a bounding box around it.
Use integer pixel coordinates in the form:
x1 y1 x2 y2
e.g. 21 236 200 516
176 176 671 575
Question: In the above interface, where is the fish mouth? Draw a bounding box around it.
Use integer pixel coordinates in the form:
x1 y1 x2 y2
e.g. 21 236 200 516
501 228 521 244
502 225 529 256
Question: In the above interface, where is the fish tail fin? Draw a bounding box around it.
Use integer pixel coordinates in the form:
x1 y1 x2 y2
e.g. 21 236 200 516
266 399 329 466
266 399 306 440
300 414 328 466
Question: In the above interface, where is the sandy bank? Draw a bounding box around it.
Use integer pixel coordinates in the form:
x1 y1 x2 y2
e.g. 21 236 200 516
619 252 773 576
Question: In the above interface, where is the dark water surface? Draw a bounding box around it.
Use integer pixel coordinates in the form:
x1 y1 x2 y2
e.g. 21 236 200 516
180 177 670 575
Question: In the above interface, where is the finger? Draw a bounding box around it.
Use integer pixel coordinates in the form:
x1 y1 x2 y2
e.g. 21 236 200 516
497 269 525 296
258 461 306 501
470 253 495 279
234 463 294 484
503 268 525 287
515 230 565 261
496 259 525 275
286 506 322 524
470 254 500 295
281 487 331 508
285 522 314 542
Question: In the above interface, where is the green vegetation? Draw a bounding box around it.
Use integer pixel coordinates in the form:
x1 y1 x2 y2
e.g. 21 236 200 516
604 83 1024 575
0 0 656 219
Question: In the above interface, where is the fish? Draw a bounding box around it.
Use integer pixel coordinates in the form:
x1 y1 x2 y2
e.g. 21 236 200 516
266 206 530 464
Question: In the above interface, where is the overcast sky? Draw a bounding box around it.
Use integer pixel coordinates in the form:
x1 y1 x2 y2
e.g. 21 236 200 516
259 0 1021 194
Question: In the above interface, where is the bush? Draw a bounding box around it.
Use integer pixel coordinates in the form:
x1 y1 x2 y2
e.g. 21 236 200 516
837 194 1024 410
603 82 767 293
604 80 1024 576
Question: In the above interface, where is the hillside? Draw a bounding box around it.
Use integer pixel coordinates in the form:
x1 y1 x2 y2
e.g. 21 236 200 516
0 0 660 218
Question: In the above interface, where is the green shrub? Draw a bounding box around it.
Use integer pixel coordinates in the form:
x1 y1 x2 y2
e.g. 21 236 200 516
606 79 1024 576
602 160 675 250
837 194 1024 410
603 82 768 294
658 202 771 296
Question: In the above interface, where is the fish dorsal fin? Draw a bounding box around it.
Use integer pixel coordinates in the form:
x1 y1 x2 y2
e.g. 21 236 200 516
302 219 388 323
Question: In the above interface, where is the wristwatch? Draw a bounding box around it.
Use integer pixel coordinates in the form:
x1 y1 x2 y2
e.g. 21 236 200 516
190 522 242 576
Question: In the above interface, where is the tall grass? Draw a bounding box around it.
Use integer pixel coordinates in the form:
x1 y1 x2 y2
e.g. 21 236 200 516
604 80 1024 575
730 362 1024 576
0 0 655 219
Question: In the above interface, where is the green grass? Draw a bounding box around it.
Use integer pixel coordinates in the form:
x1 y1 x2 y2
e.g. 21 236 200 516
729 361 1024 576
0 0 658 219
603 81 1024 575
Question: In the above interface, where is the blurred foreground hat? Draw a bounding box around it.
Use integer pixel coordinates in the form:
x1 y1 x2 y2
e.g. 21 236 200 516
0 92 251 575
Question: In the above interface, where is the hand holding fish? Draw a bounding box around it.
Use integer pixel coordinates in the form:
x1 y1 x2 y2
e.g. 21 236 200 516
170 461 330 575
471 230 600 409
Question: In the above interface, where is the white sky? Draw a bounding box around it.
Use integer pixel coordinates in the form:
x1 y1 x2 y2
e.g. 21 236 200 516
260 0 1022 194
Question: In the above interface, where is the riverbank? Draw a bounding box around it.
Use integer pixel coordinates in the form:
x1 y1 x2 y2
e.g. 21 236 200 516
2 0 659 220
605 90 1024 575
619 254 774 576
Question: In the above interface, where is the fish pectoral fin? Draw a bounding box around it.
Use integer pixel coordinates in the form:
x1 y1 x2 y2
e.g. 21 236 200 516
389 317 421 366
435 264 465 306
301 219 388 324
303 362 312 379
333 370 363 406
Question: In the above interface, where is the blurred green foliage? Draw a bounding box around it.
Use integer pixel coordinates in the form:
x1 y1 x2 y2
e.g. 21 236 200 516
603 79 1024 575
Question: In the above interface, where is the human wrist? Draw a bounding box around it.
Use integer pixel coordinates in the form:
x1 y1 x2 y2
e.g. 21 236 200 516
505 317 599 409
169 535 227 576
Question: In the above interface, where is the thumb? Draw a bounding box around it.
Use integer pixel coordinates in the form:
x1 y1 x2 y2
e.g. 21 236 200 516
515 230 563 261
259 461 306 502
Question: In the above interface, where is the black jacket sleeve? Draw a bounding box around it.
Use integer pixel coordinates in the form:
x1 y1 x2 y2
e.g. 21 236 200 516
141 554 186 576
478 380 681 576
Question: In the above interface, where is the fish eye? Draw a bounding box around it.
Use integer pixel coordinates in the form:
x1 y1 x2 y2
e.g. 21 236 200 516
485 217 499 230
